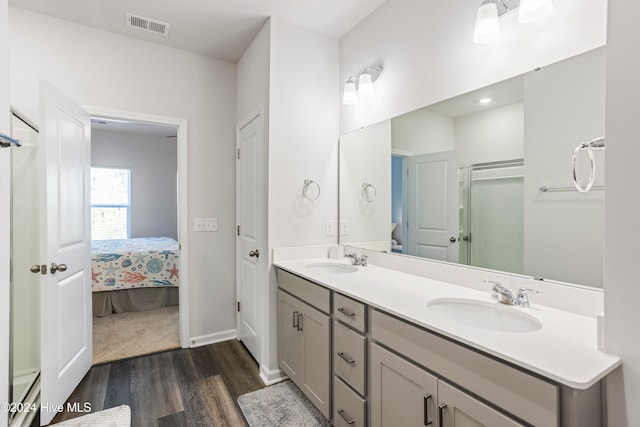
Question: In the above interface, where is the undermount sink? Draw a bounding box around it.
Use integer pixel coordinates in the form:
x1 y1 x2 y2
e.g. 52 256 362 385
426 298 542 333
305 262 359 274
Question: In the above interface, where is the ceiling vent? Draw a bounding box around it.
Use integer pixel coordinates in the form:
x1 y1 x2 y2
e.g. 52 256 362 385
126 13 170 37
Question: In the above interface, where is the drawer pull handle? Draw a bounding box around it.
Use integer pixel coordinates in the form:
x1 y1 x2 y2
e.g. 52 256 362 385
337 352 355 364
424 394 432 425
297 313 303 331
337 307 355 317
337 409 355 425
293 311 299 328
438 403 447 427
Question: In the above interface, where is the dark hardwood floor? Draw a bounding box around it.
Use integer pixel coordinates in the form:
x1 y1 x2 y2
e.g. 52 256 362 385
48 340 265 426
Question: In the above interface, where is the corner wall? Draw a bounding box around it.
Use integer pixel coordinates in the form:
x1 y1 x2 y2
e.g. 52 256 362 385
605 0 640 424
9 7 238 342
266 18 339 373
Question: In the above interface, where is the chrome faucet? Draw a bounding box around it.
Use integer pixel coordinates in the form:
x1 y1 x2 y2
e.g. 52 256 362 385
345 252 368 266
486 280 514 305
486 281 540 307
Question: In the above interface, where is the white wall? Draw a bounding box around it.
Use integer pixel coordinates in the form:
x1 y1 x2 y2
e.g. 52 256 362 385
340 120 392 249
340 0 607 134
92 129 178 240
266 18 339 372
0 0 11 423
524 48 605 288
455 102 524 166
391 109 455 155
9 7 237 341
605 0 640 425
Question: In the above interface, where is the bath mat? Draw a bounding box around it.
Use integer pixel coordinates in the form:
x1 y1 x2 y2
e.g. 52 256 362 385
237 380 330 427
50 405 130 426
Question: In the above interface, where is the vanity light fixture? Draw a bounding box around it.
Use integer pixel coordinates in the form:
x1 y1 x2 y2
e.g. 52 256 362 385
473 0 553 44
342 65 384 105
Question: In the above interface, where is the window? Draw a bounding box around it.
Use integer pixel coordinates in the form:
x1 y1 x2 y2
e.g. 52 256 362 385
91 167 131 240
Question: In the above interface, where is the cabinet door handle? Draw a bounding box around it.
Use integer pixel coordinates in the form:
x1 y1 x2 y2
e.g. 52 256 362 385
424 394 432 425
337 409 355 425
438 403 447 427
337 352 355 364
337 307 355 317
297 313 303 331
293 311 299 328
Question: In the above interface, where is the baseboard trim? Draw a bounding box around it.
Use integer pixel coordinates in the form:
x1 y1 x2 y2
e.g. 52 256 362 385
189 329 236 348
259 364 287 386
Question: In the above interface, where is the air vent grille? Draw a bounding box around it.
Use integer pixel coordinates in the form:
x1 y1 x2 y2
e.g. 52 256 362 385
126 13 170 37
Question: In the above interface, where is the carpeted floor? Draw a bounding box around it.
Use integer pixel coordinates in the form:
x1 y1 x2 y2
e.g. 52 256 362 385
93 305 180 365
238 380 330 427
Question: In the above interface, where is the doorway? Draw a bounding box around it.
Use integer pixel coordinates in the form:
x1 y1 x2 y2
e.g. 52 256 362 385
89 116 184 364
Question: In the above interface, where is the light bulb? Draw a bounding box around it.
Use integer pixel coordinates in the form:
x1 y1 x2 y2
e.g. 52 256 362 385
518 0 553 23
343 78 358 105
473 3 501 44
358 72 374 100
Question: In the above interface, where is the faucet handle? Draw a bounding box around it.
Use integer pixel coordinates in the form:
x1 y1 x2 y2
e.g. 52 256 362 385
484 280 503 296
360 255 368 266
514 288 540 308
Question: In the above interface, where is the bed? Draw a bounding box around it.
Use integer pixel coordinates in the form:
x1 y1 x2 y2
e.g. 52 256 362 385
91 237 180 316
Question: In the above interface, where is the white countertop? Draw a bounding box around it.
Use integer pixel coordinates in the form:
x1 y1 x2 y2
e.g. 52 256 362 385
274 257 621 390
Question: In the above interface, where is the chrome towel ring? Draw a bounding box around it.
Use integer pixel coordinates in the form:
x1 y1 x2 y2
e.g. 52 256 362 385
572 137 605 193
362 182 377 202
303 179 321 201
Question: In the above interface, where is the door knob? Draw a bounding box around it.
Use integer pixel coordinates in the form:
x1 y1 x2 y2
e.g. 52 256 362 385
30 264 45 274
449 236 458 243
249 249 259 258
50 263 67 274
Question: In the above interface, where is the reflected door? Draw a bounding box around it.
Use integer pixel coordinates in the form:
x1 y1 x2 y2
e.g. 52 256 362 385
10 112 40 426
407 151 459 262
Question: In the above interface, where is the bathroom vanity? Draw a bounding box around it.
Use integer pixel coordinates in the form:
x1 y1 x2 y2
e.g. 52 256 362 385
275 255 619 427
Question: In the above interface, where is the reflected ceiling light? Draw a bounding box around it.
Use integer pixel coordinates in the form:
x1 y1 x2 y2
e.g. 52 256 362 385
473 0 553 44
342 65 383 105
479 97 493 104
518 0 554 23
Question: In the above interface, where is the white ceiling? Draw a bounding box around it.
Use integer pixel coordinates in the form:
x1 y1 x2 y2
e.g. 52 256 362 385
91 118 177 138
425 76 524 119
9 0 388 62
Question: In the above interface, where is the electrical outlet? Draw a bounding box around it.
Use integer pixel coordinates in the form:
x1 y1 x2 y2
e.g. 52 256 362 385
326 220 336 237
340 220 349 236
194 218 218 232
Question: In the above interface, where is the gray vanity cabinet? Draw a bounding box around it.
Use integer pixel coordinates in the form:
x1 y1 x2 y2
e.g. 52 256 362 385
277 270 331 419
370 343 438 427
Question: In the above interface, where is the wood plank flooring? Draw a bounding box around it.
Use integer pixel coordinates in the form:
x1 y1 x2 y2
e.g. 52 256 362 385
48 340 265 426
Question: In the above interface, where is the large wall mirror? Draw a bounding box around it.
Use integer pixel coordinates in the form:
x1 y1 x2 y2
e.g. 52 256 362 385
339 47 605 288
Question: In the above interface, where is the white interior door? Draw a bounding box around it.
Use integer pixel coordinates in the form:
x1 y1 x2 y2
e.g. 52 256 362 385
407 151 459 262
39 81 92 426
236 111 264 363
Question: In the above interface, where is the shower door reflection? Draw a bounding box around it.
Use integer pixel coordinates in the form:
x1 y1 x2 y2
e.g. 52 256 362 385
10 112 40 426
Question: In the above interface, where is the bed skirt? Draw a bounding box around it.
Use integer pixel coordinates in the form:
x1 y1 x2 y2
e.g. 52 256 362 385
93 287 179 317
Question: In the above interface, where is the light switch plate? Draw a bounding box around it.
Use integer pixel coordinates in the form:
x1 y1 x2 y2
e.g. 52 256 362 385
326 220 336 237
194 218 218 232
340 220 349 236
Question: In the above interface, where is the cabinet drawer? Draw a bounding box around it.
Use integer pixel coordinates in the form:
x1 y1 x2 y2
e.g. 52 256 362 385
333 321 366 395
333 293 366 332
278 269 330 314
371 309 558 427
333 376 366 427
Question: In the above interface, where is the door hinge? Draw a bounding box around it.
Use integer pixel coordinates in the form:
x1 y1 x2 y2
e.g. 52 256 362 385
237 225 240 236
237 301 241 312
237 148 240 159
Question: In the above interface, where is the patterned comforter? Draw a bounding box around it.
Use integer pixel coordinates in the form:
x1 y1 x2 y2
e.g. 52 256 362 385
91 237 179 292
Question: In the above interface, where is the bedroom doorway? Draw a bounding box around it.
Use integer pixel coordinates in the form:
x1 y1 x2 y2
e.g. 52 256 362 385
87 108 189 364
